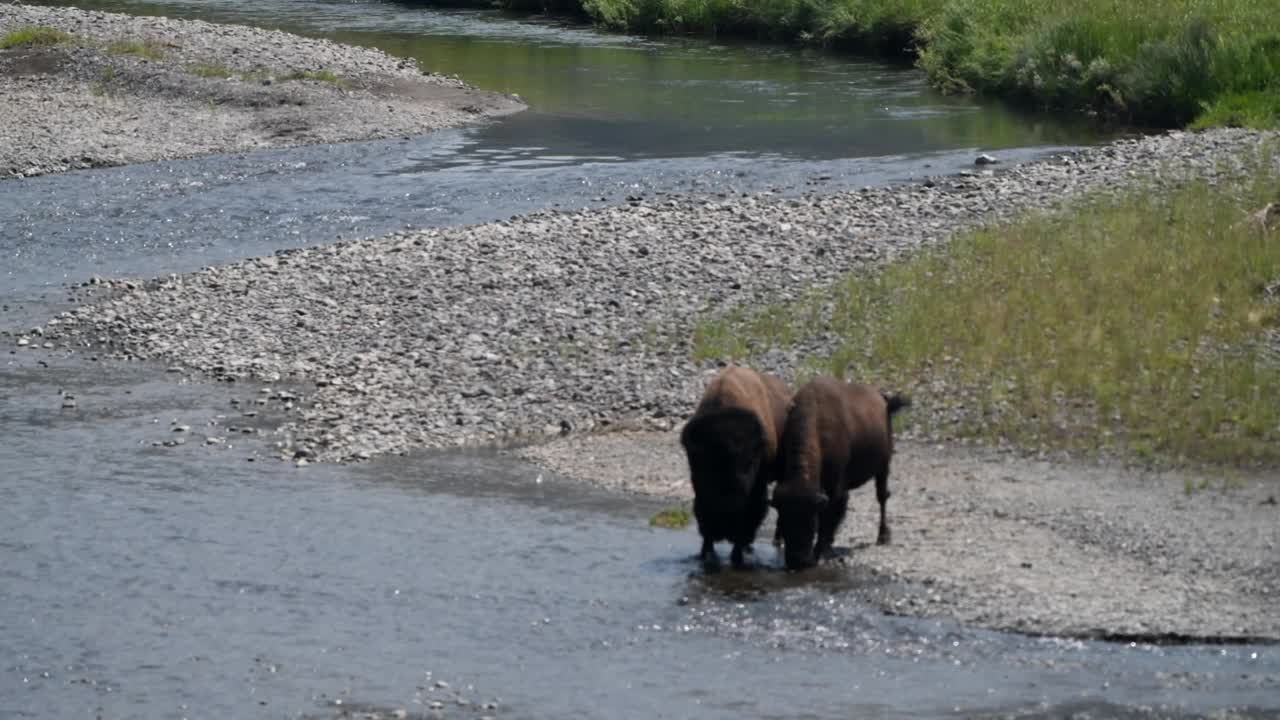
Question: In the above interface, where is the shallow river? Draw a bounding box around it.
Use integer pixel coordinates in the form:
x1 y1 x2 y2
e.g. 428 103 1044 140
2 1 1277 718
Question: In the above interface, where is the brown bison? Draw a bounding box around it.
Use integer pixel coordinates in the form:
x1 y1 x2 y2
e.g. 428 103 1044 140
680 366 792 570
771 375 910 571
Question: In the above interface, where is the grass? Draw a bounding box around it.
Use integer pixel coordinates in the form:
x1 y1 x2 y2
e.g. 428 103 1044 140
649 506 693 529
285 68 346 87
0 26 74 49
692 159 1280 468
106 39 167 60
189 62 233 79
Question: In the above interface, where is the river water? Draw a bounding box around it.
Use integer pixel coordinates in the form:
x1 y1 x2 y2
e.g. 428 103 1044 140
2 2 1276 718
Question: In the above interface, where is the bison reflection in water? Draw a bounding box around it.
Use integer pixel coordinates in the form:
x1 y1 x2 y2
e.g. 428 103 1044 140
772 375 910 571
679 366 792 571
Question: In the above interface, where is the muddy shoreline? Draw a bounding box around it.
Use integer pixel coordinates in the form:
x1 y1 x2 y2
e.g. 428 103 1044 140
517 431 1280 644
0 4 524 179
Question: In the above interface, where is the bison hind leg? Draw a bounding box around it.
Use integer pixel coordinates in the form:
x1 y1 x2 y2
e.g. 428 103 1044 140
875 466 892 546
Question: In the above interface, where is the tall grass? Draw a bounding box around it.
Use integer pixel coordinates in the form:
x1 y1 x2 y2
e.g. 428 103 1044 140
693 160 1280 467
916 0 1280 127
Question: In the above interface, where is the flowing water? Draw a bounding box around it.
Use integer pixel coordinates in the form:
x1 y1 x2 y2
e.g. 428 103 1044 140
3 2 1276 718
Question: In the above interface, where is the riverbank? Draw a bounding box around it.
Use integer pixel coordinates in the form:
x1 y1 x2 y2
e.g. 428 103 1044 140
0 5 524 179
520 432 1280 642
25 129 1276 460
21 127 1280 641
482 0 1280 129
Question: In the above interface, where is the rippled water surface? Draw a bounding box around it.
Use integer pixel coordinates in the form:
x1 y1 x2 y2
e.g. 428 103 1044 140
4 2 1273 718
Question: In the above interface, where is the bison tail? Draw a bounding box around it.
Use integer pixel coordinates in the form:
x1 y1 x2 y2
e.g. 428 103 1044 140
883 392 912 416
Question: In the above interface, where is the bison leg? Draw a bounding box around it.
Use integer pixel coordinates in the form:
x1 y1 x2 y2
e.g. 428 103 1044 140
700 537 721 572
730 543 750 569
875 467 892 545
815 494 848 561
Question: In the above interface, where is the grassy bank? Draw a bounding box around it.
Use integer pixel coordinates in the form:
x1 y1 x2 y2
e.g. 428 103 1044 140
693 161 1280 468
0 25 74 49
437 0 1279 128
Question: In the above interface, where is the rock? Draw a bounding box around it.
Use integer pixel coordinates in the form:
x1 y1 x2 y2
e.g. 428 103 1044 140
975 153 999 166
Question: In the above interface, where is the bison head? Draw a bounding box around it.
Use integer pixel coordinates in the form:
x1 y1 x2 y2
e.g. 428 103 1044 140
680 408 766 511
770 488 828 570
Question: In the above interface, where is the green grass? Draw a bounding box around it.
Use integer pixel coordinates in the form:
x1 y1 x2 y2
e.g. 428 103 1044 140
189 62 233 79
0 26 74 49
285 68 346 87
106 39 167 60
649 506 693 529
693 159 1280 468
915 0 1280 128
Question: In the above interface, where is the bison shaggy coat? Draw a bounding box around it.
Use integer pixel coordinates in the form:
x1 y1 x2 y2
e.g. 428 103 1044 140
680 366 792 570
771 375 910 571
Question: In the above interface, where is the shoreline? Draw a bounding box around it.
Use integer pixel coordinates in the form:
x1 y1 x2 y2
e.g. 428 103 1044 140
517 431 1280 644
0 5 525 179
27 128 1277 461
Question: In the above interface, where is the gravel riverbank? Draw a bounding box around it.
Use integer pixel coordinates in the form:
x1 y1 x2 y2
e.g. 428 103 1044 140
521 431 1280 642
0 5 524 179
26 128 1277 461
20 127 1280 640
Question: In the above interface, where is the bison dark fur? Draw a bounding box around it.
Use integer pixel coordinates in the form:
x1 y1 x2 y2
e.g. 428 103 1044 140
680 366 791 571
771 375 910 571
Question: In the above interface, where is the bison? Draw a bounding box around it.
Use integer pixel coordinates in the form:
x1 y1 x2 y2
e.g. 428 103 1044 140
679 366 792 571
770 375 910 571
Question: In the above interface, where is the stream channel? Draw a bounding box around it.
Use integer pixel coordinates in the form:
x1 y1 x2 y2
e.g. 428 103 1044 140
2 1 1276 718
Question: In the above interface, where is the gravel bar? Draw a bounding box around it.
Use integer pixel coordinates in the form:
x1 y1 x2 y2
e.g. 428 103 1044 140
26 127 1277 461
20 127 1280 641
0 4 524 179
